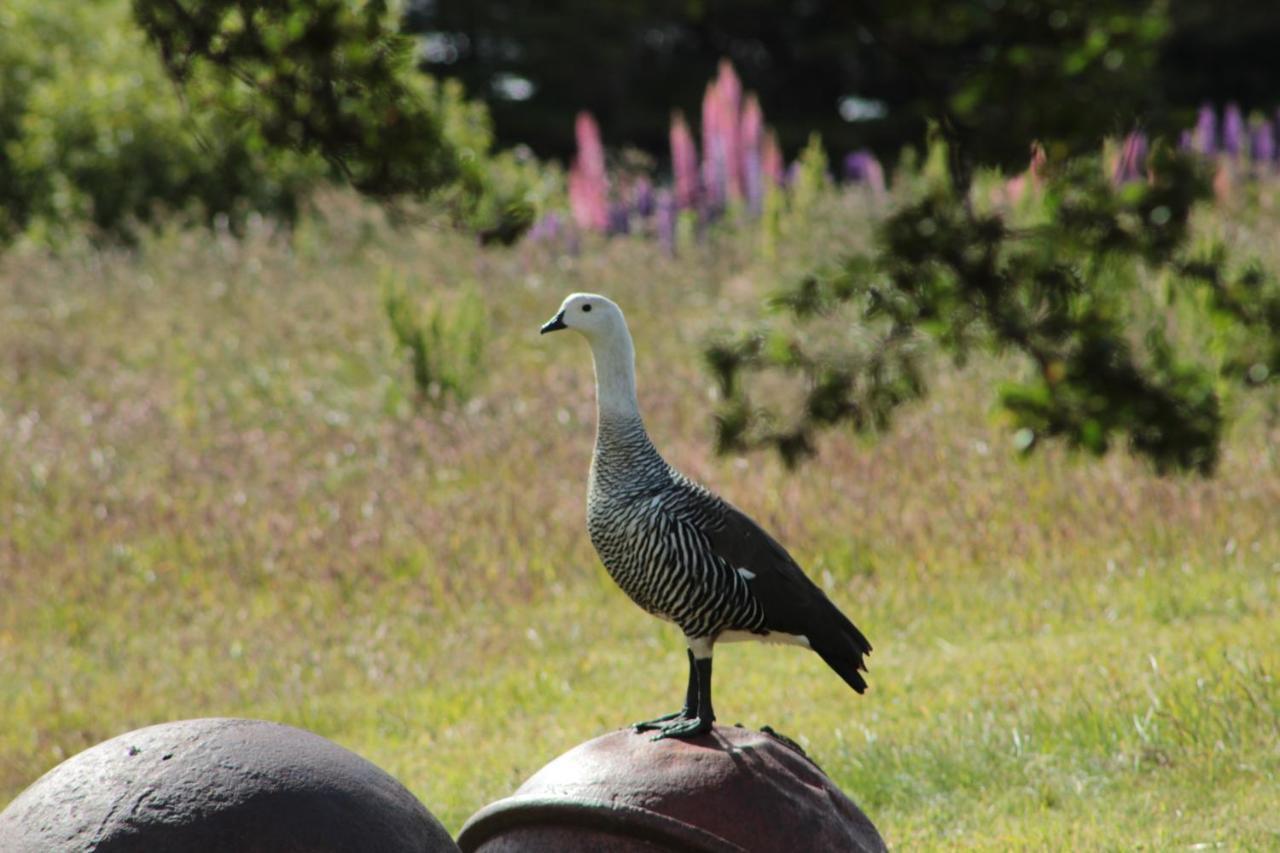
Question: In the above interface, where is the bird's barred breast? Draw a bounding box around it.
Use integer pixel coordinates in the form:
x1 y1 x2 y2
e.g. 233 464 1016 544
587 490 766 639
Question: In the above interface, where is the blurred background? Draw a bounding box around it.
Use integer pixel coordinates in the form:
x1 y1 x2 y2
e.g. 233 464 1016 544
405 0 1280 161
2 1 1278 848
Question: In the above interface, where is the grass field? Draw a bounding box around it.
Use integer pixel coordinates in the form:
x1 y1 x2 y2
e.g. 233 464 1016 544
2 193 1278 849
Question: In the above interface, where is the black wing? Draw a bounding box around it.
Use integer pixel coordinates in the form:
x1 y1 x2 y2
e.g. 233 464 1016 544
701 494 873 693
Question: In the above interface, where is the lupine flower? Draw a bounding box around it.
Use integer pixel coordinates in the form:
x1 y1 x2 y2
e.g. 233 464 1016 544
762 130 785 187
1030 141 1047 182
1251 119 1276 169
526 212 563 244
1222 103 1245 158
568 111 608 232
717 60 744 199
701 80 729 209
670 112 700 210
1112 131 1148 185
606 202 630 236
1005 142 1047 205
654 189 677 256
740 94 765 214
1194 103 1217 155
842 149 886 197
631 176 656 218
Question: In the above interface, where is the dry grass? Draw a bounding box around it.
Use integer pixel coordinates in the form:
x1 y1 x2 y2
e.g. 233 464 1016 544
2 192 1278 848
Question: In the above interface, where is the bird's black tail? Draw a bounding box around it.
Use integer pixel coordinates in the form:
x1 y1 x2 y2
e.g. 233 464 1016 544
812 608 872 694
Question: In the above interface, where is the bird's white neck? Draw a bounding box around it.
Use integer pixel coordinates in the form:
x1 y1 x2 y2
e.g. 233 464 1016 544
587 325 642 424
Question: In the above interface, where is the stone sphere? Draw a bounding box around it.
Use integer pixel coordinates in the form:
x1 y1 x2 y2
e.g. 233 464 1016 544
456 724 886 853
0 717 459 853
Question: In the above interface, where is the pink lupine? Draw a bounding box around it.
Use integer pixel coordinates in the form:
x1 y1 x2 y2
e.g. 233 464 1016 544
762 130 785 187
701 80 729 209
568 111 608 232
1005 142 1046 205
670 111 700 209
740 94 765 213
716 60 744 199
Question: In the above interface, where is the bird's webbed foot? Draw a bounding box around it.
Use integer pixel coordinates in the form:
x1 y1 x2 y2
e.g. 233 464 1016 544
632 708 691 732
649 715 713 740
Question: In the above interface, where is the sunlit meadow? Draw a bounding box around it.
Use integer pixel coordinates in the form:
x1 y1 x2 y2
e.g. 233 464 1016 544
1 188 1277 848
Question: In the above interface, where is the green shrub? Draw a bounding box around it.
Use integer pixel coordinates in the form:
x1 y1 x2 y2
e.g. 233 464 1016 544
1 0 323 246
0 0 536 248
383 276 488 405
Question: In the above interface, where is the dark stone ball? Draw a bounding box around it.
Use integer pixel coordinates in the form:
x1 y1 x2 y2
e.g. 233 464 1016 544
0 717 459 853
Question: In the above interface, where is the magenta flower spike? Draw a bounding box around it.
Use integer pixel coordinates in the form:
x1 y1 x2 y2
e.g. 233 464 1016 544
1194 103 1217 156
670 111 700 209
569 111 608 232
716 60 744 199
1222 103 1245 159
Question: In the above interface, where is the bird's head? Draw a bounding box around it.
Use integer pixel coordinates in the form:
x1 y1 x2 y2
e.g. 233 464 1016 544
540 292 626 342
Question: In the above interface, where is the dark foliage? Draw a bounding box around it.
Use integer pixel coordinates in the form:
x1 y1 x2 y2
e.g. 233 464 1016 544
708 145 1280 474
406 0 1278 166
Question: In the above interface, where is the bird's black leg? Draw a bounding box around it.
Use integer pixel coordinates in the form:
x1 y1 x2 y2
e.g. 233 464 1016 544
633 650 697 731
652 650 715 740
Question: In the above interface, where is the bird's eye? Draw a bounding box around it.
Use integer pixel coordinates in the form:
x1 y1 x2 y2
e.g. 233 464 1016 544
582 304 593 312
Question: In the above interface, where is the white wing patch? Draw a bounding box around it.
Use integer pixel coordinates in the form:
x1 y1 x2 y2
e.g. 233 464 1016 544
736 567 756 580
719 629 811 648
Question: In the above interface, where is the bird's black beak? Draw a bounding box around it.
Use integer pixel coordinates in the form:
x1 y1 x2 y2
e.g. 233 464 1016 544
540 311 567 335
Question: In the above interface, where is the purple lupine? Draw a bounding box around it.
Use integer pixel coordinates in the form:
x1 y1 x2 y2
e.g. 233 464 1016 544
1112 131 1148 185
525 211 563 244
670 111 700 210
1253 119 1277 169
605 202 630 236
740 94 765 214
1222 103 1245 159
655 188 677 256
1194 103 1217 155
568 112 608 232
842 149 887 197
631 176 656 218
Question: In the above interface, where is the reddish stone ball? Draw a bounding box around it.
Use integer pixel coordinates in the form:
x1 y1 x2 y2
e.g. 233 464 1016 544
457 724 886 853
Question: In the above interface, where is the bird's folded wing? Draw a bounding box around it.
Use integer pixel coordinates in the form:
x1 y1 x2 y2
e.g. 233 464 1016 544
696 497 836 632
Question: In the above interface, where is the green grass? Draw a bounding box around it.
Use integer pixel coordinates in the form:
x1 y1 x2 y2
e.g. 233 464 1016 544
2 193 1278 848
